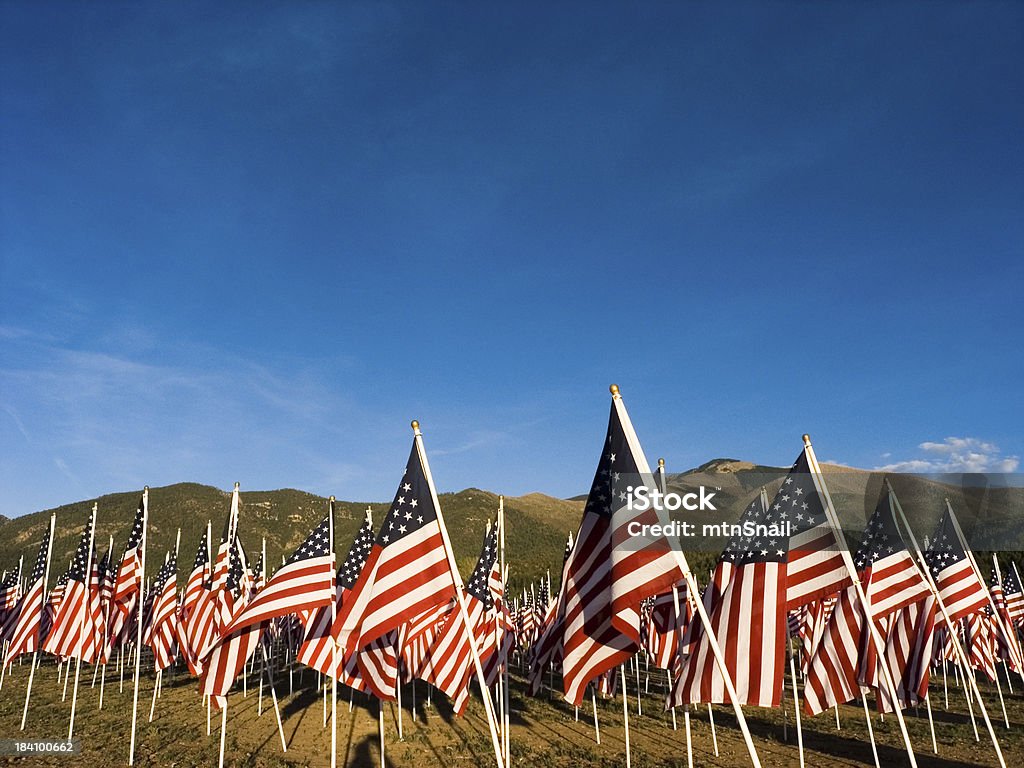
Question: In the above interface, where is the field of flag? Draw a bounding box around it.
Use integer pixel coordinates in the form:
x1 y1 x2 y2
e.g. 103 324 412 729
1 386 1022 767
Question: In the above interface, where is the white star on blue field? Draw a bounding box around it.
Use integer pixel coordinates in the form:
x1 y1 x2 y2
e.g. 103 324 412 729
1 2 1021 517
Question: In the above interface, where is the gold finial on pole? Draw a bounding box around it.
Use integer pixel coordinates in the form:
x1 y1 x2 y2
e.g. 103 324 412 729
658 458 665 468
329 495 335 503
234 481 240 490
802 434 811 446
609 383 620 397
411 420 421 435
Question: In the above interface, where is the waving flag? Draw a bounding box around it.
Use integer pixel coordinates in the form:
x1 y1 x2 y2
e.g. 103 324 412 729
924 505 988 621
222 513 334 636
420 521 499 714
299 510 374 677
181 529 209 621
149 555 179 671
803 487 929 715
334 435 457 653
1004 564 1024 626
44 506 98 661
561 387 685 707
3 518 54 666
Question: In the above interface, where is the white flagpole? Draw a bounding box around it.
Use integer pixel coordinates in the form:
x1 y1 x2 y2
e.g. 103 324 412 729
68 502 97 740
498 497 510 768
412 420 505 768
888 481 1005 767
20 513 56 731
924 693 937 753
861 693 881 768
329 499 338 768
591 685 601 744
378 699 385 768
128 487 149 766
789 650 805 768
261 645 288 751
620 665 631 768
803 437 918 768
614 388 761 768
218 700 228 768
670 580 692 766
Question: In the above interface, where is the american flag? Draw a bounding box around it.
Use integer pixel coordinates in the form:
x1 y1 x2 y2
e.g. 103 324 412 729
222 513 334 636
1004 563 1024 626
924 505 988 621
333 436 457 654
43 506 98 662
0 567 19 612
299 510 374 677
966 611 997 682
187 487 241 665
989 567 1024 673
148 554 179 671
803 487 928 714
181 529 209 621
561 390 685 707
782 451 851 609
3 520 52 666
672 488 787 707
420 521 499 714
876 596 937 713
112 491 146 604
853 491 929 619
400 601 451 682
201 537 264 708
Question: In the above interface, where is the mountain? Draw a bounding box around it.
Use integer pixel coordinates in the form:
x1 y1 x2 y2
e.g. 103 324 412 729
1 459 1020 591
0 483 582 594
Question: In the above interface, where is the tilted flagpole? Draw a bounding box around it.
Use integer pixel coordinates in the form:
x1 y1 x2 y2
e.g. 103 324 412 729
887 480 1006 768
329 497 338 768
68 502 98 739
803 436 918 768
20 513 56 731
412 420 506 768
128 487 149 766
612 386 762 768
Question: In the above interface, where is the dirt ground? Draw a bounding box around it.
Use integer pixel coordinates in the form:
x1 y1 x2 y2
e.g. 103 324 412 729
1 657 1021 767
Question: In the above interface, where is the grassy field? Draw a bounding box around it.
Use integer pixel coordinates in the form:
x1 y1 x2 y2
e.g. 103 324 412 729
1 654 1021 767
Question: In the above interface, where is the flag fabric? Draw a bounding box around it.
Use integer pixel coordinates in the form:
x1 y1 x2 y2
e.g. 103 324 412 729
561 392 685 707
181 530 209 621
989 567 1024 672
112 493 146 604
3 523 52 666
222 514 334 636
924 506 988 621
149 555 179 671
966 612 997 682
333 438 457 655
298 512 374 677
876 596 938 713
43 508 98 661
803 487 929 715
1004 564 1024 626
200 538 264 707
419 522 499 714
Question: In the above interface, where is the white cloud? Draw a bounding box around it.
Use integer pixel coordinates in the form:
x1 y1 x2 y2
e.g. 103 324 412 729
876 437 1020 473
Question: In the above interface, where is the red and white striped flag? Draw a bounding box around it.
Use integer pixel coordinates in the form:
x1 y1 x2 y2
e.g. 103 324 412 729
3 519 53 666
561 388 685 706
332 436 457 657
298 510 374 678
924 506 988 621
148 554 179 671
1003 563 1024 626
222 512 334 636
876 596 937 713
43 506 98 662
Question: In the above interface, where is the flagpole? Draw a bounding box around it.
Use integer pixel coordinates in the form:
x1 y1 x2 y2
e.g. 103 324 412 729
613 388 762 768
498 495 510 768
887 480 1006 768
68 502 97 740
128 487 149 766
20 513 55 731
591 685 601 744
412 420 506 768
620 664 632 768
670 581 693 768
329 497 338 768
98 532 115 710
803 437 918 768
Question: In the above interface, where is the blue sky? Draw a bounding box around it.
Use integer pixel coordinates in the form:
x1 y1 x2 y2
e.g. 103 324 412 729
2 2 1021 517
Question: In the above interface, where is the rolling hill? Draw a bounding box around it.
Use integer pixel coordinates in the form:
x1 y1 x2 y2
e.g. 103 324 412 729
1 459 1020 591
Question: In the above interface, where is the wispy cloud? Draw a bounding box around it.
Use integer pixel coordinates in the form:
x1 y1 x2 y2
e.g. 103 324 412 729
875 437 1020 473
